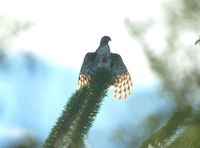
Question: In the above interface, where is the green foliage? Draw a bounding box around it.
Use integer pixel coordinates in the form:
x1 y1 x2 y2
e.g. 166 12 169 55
0 16 32 69
123 0 200 147
168 111 200 148
43 86 89 148
70 68 112 147
141 106 193 148
195 36 200 45
0 16 32 50
44 68 112 148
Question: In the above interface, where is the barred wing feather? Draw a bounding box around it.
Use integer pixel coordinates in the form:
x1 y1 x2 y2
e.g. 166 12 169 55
111 53 133 100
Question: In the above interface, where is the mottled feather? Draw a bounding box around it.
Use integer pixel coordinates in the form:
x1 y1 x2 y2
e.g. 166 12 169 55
110 53 133 99
78 36 133 100
78 52 96 86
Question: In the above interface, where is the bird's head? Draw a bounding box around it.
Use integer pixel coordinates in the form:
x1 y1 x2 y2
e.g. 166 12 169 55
100 36 111 45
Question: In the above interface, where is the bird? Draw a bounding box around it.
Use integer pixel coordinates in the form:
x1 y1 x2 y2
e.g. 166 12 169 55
78 36 133 100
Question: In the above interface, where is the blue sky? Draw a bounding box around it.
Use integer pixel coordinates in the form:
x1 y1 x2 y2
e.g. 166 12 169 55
0 0 174 147
0 54 173 147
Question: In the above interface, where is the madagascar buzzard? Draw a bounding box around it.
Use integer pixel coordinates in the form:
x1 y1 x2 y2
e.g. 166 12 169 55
78 36 133 99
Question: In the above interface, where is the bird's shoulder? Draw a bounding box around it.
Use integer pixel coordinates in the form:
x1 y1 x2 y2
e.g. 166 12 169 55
111 53 123 64
84 52 96 62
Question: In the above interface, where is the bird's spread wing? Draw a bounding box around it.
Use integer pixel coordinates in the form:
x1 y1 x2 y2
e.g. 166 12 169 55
78 52 96 86
111 53 133 100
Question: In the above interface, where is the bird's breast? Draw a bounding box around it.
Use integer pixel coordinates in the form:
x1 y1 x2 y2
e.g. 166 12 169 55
95 44 111 69
96 54 111 69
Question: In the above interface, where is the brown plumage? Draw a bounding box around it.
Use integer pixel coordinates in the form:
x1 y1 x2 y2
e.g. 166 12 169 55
78 36 133 100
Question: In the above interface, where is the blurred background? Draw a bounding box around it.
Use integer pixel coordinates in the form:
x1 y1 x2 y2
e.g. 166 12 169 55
0 0 200 147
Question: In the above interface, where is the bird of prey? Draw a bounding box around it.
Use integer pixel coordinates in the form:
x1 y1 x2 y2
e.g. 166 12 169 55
78 36 133 100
